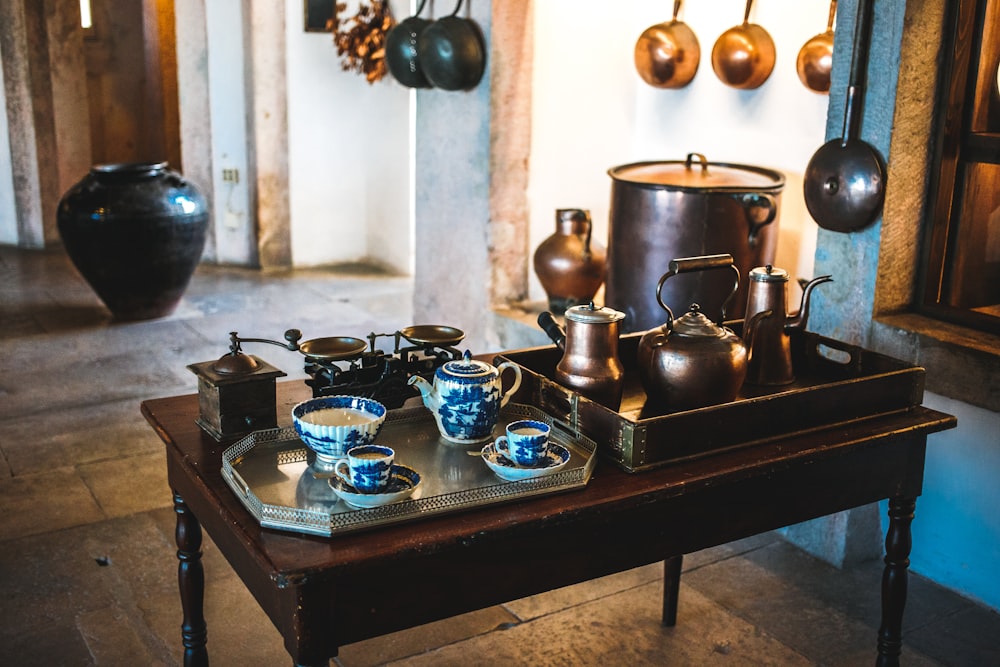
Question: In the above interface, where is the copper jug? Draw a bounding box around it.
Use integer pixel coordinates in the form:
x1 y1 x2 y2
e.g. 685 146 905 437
637 255 759 411
533 209 607 314
743 265 832 385
538 302 625 410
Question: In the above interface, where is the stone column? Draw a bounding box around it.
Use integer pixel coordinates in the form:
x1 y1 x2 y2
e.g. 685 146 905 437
413 0 534 352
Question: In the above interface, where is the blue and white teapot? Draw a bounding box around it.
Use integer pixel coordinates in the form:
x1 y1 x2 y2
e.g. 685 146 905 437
408 351 522 444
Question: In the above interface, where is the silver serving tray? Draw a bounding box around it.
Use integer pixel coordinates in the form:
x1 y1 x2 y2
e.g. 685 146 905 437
221 403 597 537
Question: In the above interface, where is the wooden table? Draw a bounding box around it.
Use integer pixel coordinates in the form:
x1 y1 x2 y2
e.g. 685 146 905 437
141 381 955 667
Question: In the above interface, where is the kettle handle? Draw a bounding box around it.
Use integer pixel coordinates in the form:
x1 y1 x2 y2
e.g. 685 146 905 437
655 254 740 326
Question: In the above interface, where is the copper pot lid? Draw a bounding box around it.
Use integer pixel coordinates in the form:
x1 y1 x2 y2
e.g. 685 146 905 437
609 153 784 193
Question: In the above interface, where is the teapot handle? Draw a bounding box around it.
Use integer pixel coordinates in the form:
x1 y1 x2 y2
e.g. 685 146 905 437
497 361 523 408
655 254 740 326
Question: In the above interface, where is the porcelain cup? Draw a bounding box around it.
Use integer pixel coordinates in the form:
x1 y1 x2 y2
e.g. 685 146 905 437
335 445 394 493
494 419 551 467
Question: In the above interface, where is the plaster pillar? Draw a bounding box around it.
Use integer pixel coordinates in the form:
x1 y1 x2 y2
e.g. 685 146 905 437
413 0 534 351
248 0 291 269
784 0 914 567
413 0 495 350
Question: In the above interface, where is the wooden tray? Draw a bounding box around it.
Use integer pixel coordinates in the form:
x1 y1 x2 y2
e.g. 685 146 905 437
495 330 925 472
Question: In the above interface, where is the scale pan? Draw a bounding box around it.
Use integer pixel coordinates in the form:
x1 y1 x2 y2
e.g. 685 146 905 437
399 325 465 347
298 336 367 361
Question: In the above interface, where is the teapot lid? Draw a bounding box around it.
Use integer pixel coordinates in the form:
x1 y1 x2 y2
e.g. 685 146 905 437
748 265 788 283
672 304 728 337
439 350 494 378
565 302 626 324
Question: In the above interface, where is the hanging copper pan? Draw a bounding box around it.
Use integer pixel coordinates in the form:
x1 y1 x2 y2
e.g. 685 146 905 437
796 0 837 94
634 0 701 89
711 0 776 89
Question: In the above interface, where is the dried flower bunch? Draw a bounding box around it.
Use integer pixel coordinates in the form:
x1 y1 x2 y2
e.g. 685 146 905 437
328 1 395 83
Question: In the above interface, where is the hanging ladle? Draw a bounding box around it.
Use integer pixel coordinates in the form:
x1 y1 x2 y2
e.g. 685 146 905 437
634 0 700 89
803 0 886 232
796 0 837 94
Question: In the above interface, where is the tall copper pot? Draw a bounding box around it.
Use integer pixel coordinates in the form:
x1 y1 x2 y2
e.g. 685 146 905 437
606 153 785 332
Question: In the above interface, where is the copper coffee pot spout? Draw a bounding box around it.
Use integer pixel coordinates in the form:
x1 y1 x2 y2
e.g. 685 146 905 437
743 266 832 385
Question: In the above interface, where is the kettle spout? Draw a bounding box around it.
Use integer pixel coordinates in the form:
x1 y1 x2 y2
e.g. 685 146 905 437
407 374 441 411
787 275 833 332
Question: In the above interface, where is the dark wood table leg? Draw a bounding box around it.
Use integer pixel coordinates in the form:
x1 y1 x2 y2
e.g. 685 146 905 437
876 496 915 667
662 555 683 626
175 491 209 667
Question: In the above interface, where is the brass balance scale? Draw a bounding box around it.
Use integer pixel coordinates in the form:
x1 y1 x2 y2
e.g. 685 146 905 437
188 324 466 441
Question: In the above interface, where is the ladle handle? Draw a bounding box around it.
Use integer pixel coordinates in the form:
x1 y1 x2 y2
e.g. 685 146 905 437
655 254 740 326
826 0 837 31
743 0 754 24
844 0 875 141
672 0 683 21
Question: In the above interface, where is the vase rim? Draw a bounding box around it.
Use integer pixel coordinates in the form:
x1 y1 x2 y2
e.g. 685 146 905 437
91 162 168 177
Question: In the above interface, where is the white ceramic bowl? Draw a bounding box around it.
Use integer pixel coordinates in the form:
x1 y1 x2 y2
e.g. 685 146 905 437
292 395 387 466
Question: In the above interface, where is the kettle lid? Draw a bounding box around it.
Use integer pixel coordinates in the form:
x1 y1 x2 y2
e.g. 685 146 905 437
748 264 789 283
565 302 626 324
672 304 728 337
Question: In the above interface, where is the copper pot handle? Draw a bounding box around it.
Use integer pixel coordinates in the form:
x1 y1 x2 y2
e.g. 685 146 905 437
655 253 740 326
733 192 778 247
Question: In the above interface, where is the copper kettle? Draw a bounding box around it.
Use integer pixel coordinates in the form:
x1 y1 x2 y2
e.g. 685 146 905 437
637 255 762 411
743 265 832 385
538 302 626 410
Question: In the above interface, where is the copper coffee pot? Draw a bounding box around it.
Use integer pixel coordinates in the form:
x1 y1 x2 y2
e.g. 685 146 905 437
743 265 832 385
538 302 626 410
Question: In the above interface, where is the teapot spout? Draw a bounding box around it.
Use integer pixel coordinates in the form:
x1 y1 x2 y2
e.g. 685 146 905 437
787 275 833 332
407 374 441 411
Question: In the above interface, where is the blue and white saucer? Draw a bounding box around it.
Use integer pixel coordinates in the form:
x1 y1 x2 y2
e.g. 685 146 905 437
328 464 421 509
480 442 571 482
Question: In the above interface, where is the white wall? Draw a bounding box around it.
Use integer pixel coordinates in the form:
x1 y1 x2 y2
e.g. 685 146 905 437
528 0 833 303
285 0 412 273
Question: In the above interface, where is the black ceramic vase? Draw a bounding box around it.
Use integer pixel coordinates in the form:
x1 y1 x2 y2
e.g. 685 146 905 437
57 162 209 321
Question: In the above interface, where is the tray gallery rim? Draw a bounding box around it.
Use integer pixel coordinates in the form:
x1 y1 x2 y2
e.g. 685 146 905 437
221 403 598 537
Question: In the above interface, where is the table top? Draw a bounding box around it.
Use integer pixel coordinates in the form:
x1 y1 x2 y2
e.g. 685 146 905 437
142 380 956 584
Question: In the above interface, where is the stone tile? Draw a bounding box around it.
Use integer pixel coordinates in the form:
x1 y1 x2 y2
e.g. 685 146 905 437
503 562 663 621
338 606 519 667
0 396 163 475
0 347 192 420
906 603 1000 666
388 582 810 666
0 619 96 666
141 563 290 667
77 605 172 666
681 542 887 663
0 467 104 540
78 451 172 518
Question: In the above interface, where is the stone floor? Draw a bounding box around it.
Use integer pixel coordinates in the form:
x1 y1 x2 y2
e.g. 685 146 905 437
1 246 998 667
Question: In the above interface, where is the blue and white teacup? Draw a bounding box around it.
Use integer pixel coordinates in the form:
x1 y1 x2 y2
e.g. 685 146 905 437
494 419 551 467
335 444 394 493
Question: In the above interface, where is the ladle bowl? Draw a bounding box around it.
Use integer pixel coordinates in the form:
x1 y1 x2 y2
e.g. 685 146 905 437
711 0 775 90
634 0 700 89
